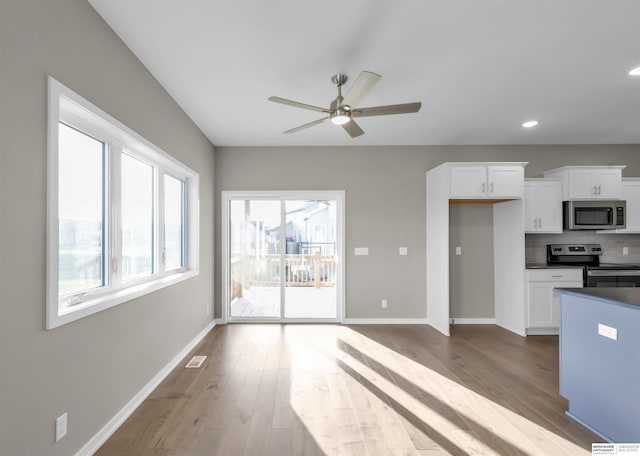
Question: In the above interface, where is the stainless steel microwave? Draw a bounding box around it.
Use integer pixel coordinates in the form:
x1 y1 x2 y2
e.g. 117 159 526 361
563 200 626 230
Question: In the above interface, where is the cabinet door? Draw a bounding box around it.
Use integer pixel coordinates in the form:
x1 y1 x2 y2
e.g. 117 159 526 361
596 169 623 199
536 180 562 233
621 179 640 232
568 169 597 199
523 181 537 232
552 282 583 326
487 166 524 197
450 166 486 197
528 283 554 327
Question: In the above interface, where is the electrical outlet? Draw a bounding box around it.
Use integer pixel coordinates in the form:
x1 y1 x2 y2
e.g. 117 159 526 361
455 246 462 255
623 246 629 256
55 413 67 442
381 299 388 308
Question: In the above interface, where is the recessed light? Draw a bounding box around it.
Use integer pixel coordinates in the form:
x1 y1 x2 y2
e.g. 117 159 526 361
522 120 539 128
629 66 640 76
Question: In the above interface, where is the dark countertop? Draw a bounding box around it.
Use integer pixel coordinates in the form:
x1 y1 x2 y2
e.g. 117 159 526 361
555 287 640 309
526 263 584 269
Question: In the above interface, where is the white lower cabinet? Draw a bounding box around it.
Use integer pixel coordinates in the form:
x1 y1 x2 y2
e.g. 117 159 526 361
526 269 583 335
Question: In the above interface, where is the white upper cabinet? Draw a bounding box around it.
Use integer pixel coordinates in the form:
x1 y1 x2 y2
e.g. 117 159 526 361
603 178 640 233
450 164 525 199
524 179 562 233
450 166 486 197
543 165 625 200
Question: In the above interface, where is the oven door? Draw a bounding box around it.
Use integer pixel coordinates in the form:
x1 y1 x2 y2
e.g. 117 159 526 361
586 270 640 287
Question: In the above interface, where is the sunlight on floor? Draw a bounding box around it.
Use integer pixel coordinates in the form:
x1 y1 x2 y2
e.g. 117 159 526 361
278 325 590 456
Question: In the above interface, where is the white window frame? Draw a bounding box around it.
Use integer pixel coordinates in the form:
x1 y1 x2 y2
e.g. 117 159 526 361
46 77 199 329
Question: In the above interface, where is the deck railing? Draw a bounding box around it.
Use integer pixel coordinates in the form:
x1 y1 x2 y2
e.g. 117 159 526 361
231 253 336 292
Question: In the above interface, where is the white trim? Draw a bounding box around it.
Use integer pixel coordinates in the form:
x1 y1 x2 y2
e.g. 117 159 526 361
221 190 345 324
343 318 429 325
220 191 229 324
451 318 497 325
75 321 216 456
526 327 559 335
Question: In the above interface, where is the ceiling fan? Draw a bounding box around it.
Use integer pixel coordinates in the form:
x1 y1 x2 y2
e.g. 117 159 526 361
268 71 422 138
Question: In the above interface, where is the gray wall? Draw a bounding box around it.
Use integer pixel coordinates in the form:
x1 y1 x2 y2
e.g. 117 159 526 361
215 145 640 319
449 204 495 319
0 2 214 455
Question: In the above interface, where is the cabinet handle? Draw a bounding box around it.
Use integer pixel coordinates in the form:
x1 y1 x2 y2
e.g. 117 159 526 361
490 182 494 193
598 185 602 195
539 218 542 229
593 185 598 195
481 182 486 194
551 275 564 278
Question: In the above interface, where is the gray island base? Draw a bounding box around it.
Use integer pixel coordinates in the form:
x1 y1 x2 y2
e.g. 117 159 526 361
556 287 640 443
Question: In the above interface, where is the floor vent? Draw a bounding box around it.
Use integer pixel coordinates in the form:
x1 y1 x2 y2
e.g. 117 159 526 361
185 355 207 368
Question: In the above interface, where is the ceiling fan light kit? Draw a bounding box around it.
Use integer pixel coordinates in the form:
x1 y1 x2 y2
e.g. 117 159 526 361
330 108 351 125
269 71 422 138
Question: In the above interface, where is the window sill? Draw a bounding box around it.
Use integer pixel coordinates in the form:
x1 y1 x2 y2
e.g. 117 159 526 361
46 270 198 329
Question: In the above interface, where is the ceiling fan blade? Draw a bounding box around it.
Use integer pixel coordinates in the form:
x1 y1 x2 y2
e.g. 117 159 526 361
268 96 328 113
342 119 364 138
352 102 422 118
284 117 329 134
342 71 381 107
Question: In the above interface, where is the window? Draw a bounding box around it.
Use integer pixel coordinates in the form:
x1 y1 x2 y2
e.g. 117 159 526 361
58 123 106 296
47 77 199 329
121 153 154 282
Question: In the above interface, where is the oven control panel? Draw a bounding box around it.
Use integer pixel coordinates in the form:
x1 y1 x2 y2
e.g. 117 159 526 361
549 244 602 255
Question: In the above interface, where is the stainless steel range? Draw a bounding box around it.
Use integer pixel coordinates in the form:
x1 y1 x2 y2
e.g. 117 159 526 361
547 243 640 287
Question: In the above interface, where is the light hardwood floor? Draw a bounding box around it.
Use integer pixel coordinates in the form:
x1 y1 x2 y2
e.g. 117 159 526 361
96 324 600 455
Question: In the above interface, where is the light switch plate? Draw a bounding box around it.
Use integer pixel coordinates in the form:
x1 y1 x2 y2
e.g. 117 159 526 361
598 323 617 340
455 246 462 256
399 247 408 256
354 247 368 256
55 413 67 442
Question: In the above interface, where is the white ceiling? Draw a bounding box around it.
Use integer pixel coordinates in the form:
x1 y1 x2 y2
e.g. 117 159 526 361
89 0 640 147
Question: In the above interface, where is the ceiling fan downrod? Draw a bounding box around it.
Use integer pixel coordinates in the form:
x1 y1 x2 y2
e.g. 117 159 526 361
330 74 351 124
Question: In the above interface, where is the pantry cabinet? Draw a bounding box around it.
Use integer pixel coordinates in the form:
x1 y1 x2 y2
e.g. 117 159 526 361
427 162 528 337
524 179 562 233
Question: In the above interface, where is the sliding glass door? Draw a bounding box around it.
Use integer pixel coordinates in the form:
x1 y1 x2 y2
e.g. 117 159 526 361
224 192 343 322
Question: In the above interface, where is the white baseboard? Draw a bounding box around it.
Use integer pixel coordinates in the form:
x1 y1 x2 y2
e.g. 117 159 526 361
526 327 559 335
76 320 216 456
214 318 226 325
343 318 429 325
451 318 496 325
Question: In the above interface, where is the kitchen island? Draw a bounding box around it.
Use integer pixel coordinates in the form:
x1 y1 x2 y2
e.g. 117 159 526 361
556 288 640 442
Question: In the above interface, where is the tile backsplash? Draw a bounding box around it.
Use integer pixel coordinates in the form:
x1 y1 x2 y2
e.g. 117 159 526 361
526 232 640 264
